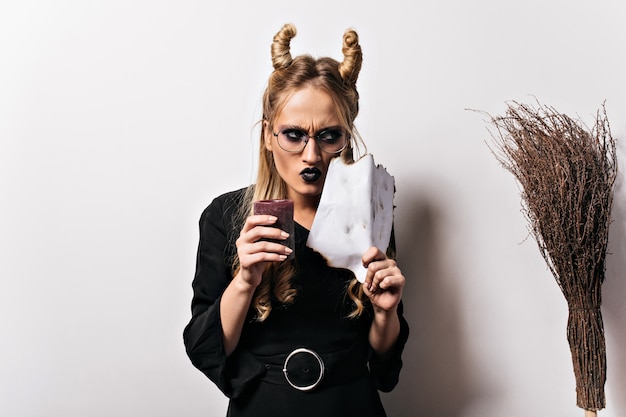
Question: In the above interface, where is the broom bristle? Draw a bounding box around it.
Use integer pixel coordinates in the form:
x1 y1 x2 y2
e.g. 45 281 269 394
486 100 617 410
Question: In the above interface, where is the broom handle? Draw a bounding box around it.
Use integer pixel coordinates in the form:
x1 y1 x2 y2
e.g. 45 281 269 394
585 411 597 417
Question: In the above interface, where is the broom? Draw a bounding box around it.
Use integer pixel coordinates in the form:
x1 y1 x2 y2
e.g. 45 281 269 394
485 100 617 416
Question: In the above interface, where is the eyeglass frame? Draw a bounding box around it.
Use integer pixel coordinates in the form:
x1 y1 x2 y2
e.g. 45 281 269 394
271 127 349 154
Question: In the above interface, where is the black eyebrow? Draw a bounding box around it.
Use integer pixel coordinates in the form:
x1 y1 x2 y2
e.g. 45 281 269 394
277 125 343 133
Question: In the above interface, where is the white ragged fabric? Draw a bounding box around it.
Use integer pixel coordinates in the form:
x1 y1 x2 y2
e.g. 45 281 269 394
307 154 395 283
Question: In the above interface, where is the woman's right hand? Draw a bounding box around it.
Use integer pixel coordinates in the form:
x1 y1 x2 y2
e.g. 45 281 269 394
221 214 291 356
234 214 292 288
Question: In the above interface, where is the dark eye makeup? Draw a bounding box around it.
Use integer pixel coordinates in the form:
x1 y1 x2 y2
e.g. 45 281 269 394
279 126 344 143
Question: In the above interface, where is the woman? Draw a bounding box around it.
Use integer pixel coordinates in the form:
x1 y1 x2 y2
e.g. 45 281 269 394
183 23 409 417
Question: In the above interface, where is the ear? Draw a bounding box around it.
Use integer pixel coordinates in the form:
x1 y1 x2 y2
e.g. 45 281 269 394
263 120 273 151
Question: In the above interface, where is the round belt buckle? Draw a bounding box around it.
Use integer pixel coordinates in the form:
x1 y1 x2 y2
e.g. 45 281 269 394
282 348 325 391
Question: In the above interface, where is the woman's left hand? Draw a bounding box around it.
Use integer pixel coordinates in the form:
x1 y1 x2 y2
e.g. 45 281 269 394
361 247 405 313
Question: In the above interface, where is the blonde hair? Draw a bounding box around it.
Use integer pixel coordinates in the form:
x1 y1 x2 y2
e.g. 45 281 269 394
235 23 368 321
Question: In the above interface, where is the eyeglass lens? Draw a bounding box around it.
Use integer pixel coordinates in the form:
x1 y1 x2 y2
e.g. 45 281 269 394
276 128 346 153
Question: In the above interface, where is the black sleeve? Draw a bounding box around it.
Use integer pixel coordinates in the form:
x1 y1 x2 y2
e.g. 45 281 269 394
368 301 410 392
182 190 265 398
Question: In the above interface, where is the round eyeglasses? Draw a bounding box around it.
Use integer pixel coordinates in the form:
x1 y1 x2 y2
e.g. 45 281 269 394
272 128 348 154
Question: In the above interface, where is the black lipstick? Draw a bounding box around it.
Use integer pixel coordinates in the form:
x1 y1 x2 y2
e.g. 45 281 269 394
300 167 322 182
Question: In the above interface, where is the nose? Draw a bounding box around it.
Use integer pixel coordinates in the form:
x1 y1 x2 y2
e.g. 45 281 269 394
301 136 322 163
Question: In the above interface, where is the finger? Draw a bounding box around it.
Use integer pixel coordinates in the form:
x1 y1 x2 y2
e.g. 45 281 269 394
239 243 292 268
369 263 401 292
367 258 397 275
361 246 385 268
364 276 404 311
251 240 293 256
254 226 290 242
239 251 289 269
366 259 396 284
377 273 405 291
239 224 289 245
241 215 278 233
363 261 390 292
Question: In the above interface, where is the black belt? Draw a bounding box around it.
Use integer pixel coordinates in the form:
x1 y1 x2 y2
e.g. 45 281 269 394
259 345 369 391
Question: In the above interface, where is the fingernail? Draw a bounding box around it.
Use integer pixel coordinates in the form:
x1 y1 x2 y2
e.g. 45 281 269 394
278 254 287 260
285 247 293 254
268 215 278 222
281 231 289 238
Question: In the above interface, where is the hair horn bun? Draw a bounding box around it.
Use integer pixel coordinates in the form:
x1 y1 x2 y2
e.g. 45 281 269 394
271 23 297 70
338 28 362 86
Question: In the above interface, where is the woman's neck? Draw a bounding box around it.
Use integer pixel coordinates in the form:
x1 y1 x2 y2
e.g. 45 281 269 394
292 195 319 230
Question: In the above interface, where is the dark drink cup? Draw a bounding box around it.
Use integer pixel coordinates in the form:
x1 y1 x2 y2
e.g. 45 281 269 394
253 199 295 260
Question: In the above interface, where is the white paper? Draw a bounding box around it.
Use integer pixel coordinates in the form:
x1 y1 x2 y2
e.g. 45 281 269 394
306 154 395 283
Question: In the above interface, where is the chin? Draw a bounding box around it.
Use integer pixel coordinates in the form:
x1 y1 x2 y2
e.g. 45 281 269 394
302 187 323 197
294 184 323 198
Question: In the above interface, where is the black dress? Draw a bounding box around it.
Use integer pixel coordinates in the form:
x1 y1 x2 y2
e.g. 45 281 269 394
183 188 409 417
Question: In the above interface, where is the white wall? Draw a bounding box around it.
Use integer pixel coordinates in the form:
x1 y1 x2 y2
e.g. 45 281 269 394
1 1 624 416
